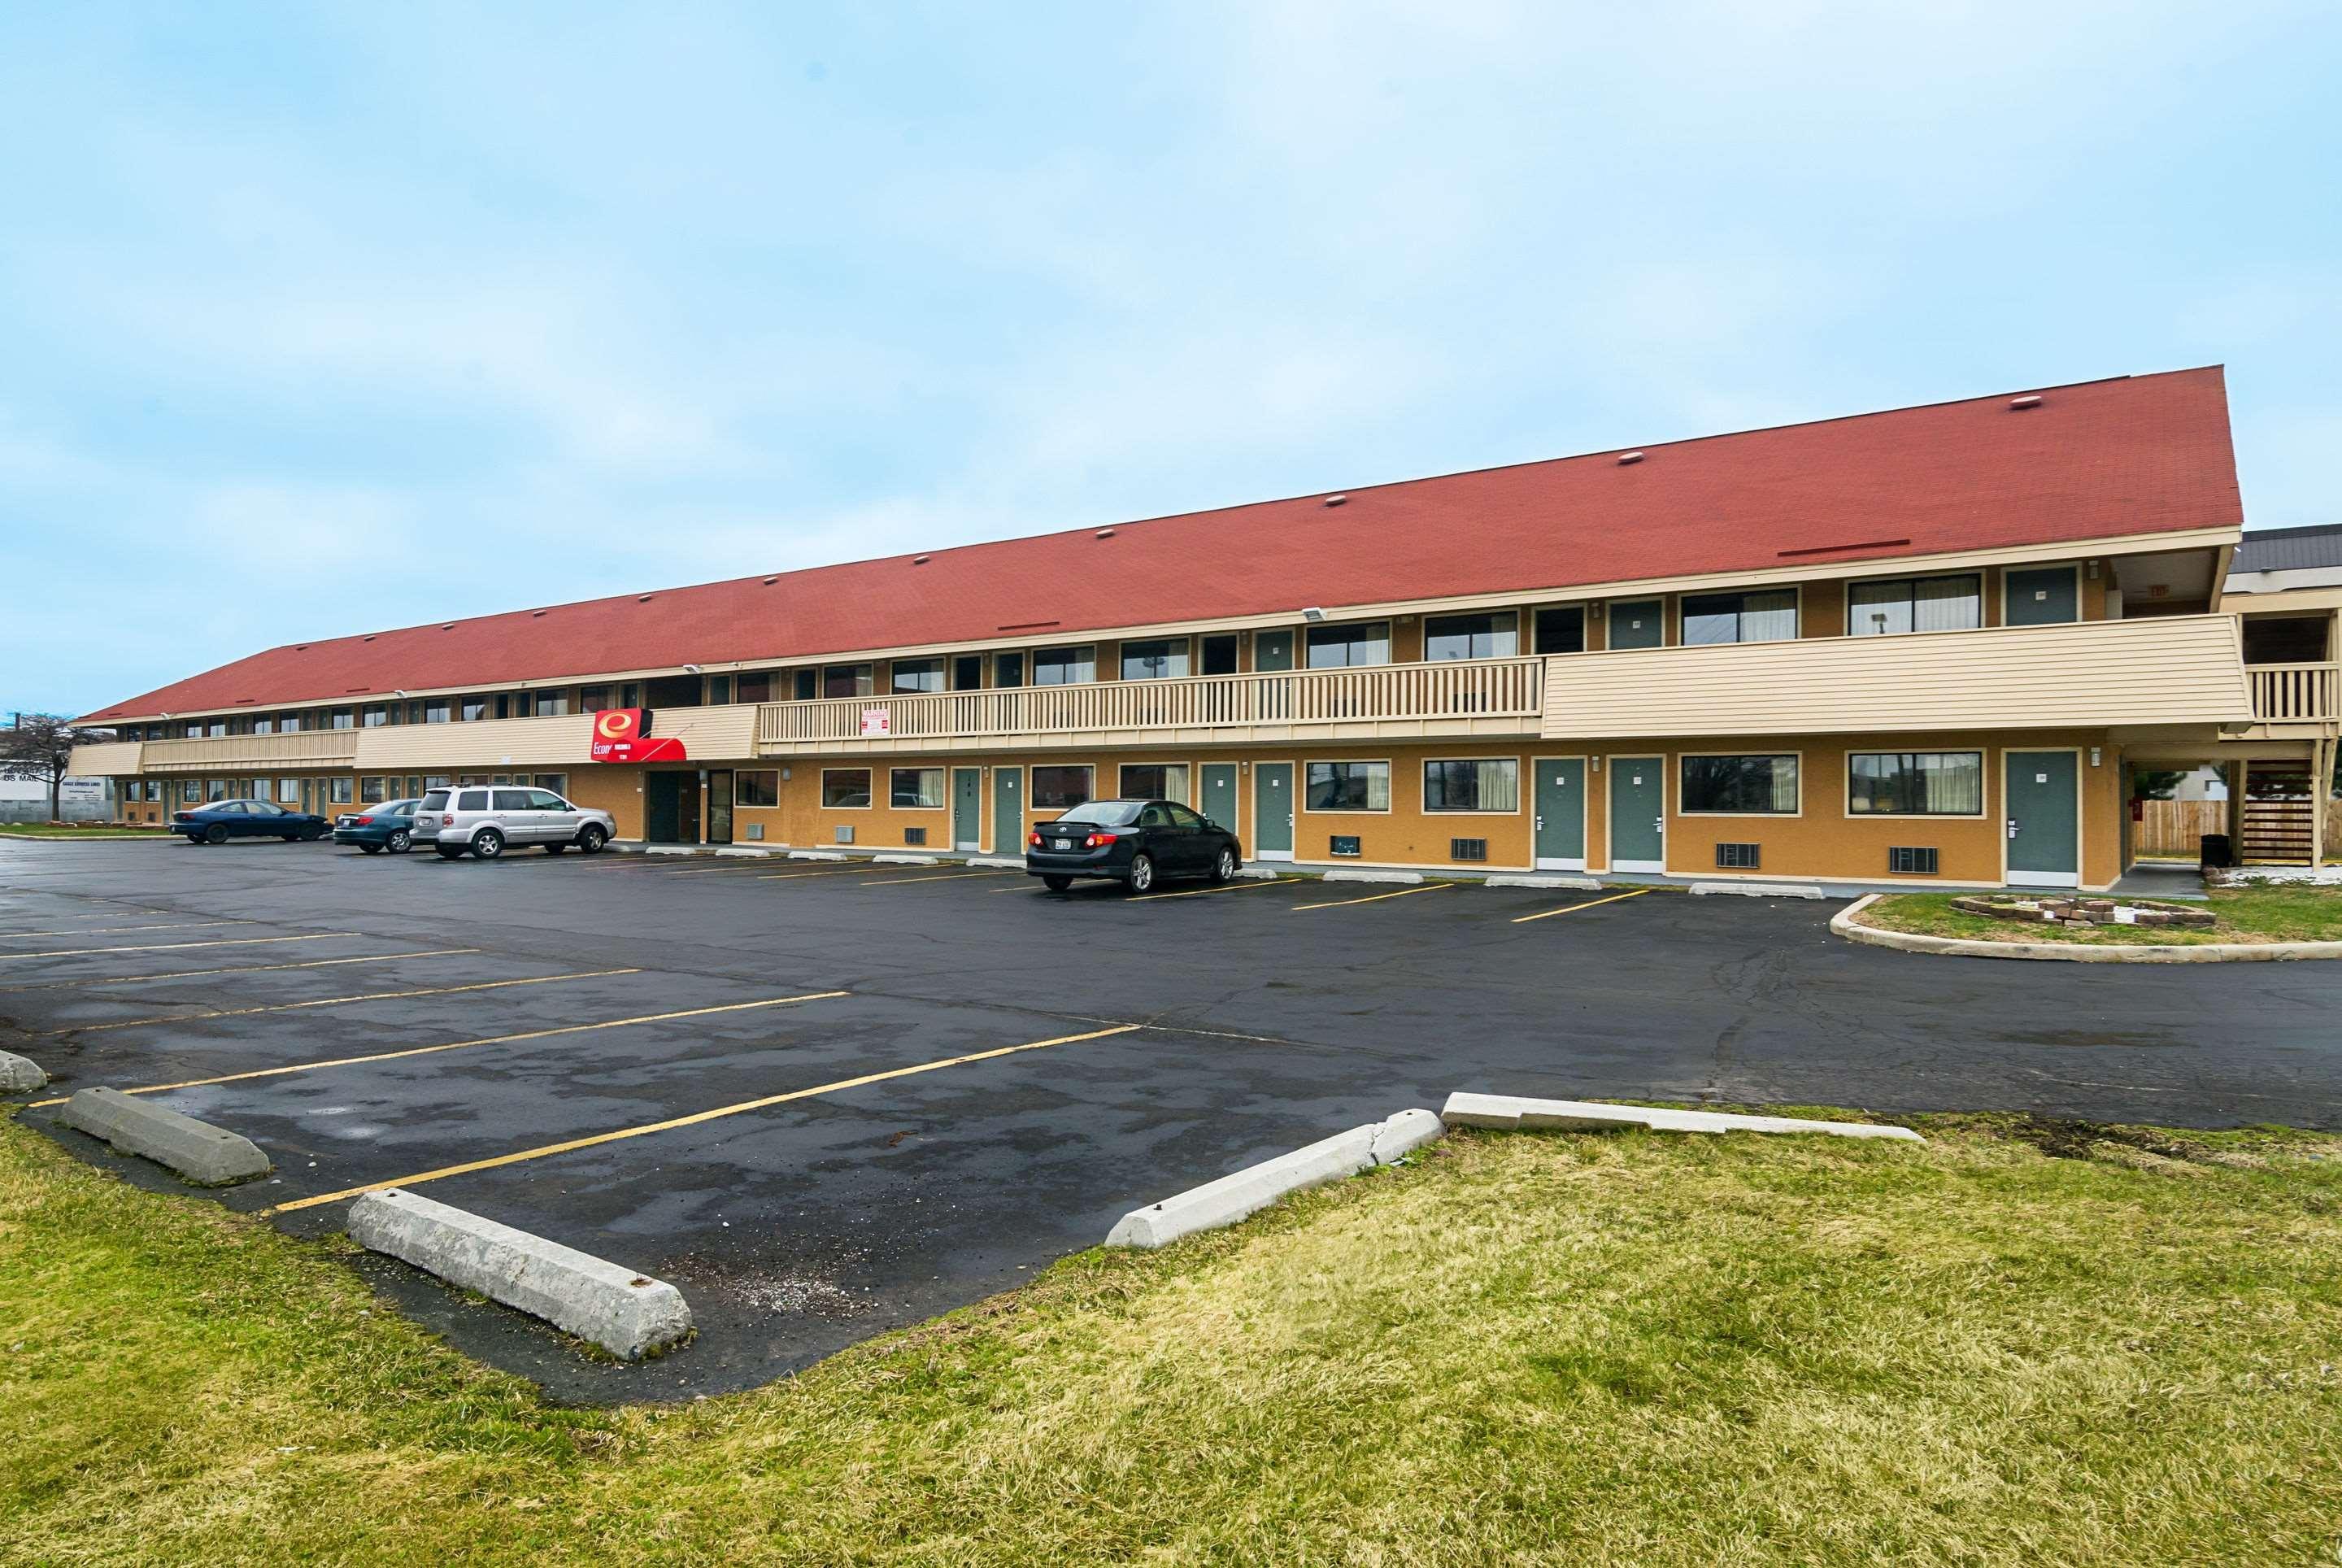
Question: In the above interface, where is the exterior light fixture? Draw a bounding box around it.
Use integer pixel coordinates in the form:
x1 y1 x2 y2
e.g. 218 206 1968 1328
1301 607 1326 622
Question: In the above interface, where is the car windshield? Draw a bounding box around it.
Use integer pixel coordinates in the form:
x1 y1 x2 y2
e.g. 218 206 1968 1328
1053 800 1143 827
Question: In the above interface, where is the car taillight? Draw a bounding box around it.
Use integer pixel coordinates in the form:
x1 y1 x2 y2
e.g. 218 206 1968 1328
442 814 455 826
354 815 373 825
1084 832 1118 849
1029 831 1043 847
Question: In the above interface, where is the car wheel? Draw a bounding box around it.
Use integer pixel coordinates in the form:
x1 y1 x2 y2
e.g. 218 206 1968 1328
545 843 567 855
307 825 329 841
359 843 382 855
1211 847 1238 883
386 829 410 854
577 825 608 854
203 824 229 846
1126 853 1156 894
471 828 504 860
436 844 464 860
281 834 301 843
1043 874 1073 892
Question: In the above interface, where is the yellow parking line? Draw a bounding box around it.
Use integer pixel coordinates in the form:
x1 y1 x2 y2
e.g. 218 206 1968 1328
860 870 1021 886
0 948 481 994
0 932 354 961
1510 886 1651 924
1291 882 1456 912
1127 878 1291 903
45 967 644 1035
27 989 849 1108
0 920 245 939
263 1022 1141 1214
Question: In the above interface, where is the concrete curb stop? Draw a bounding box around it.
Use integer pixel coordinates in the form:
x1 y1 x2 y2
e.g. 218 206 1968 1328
1831 892 2342 964
1691 881 1826 899
644 845 696 856
1321 868 1424 885
1485 873 1601 891
57 1087 273 1183
787 849 847 861
1232 866 1282 879
714 847 780 858
349 1188 694 1361
0 1051 50 1094
1104 1108 1443 1248
1441 1091 1922 1142
871 854 939 866
968 856 1024 869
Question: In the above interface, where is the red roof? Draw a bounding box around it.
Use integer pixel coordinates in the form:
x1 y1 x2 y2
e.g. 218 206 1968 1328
83 367 2242 722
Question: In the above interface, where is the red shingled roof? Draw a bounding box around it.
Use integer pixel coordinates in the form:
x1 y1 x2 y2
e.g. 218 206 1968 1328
83 367 2241 722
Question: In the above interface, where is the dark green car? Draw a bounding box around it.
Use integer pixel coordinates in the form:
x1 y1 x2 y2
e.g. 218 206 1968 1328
331 799 421 855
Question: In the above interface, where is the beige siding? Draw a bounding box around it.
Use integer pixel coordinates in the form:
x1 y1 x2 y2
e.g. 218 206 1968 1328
350 706 760 772
68 741 146 776
136 731 360 773
1543 614 2252 739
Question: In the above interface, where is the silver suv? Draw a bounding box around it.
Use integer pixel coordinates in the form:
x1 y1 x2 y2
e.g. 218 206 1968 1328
416 786 616 860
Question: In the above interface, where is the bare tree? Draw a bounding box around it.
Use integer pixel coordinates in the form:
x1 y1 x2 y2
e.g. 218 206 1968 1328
0 712 111 822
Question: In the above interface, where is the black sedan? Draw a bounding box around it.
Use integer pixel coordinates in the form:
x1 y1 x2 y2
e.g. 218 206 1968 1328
172 799 332 845
1027 798 1243 894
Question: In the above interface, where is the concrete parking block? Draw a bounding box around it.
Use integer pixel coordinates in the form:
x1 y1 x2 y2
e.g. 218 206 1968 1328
1321 869 1423 885
1105 1108 1443 1248
715 847 780 858
787 850 847 861
0 1050 49 1093
1440 1091 1922 1142
1690 881 1826 899
871 854 939 866
58 1086 273 1183
968 857 1024 869
646 845 698 856
1486 873 1602 891
349 1188 694 1361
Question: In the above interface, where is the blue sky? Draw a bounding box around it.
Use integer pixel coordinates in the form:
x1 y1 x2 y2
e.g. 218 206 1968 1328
4 1 2337 718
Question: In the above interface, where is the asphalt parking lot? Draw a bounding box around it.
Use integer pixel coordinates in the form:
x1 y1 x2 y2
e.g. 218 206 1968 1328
7 836 2341 1400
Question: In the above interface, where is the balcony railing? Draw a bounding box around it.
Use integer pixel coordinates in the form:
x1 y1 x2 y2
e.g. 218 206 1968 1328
756 657 1547 749
2247 662 2340 724
137 730 362 772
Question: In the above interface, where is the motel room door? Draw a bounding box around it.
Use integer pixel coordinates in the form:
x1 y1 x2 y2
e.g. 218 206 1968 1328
951 768 982 852
1608 756 1665 873
1252 763 1294 860
1534 758 1587 869
1200 763 1238 839
645 773 699 845
2005 751 2080 887
991 767 1022 855
704 770 734 846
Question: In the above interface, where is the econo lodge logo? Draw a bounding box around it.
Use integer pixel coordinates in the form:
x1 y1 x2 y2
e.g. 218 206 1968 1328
588 708 685 763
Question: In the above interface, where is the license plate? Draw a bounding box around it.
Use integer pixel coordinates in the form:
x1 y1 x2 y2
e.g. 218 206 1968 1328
336 817 355 827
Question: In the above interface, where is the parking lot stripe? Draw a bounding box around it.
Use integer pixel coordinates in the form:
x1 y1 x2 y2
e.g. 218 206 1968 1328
26 989 851 1108
1290 883 1456 912
263 1022 1143 1214
0 948 481 994
0 920 245 939
1126 878 1292 903
754 867 890 881
0 932 355 961
43 967 645 1035
859 870 1021 886
1509 886 1650 924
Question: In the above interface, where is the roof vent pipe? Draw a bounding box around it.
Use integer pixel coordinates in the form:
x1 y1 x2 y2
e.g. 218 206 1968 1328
1617 451 1644 465
1323 494 1348 507
2009 394 2043 410
1095 528 1116 539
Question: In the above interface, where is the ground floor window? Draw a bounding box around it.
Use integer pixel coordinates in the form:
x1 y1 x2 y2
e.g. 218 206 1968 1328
1681 754 1799 814
821 769 873 808
424 776 452 790
181 781 200 804
1031 764 1093 810
1848 751 1983 815
531 773 569 796
360 777 386 804
206 779 228 801
1119 763 1190 803
891 767 945 808
737 770 780 808
329 778 354 804
1306 760 1391 812
1424 758 1519 812
278 778 300 804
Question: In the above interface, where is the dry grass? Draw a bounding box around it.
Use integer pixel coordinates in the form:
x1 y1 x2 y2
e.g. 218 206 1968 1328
1857 885 2342 946
6 1110 2340 1565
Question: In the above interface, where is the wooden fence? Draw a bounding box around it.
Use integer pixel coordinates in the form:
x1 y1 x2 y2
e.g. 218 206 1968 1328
2135 797 2342 860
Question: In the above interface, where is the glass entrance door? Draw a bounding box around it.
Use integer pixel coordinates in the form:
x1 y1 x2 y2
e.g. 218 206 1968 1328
706 770 734 846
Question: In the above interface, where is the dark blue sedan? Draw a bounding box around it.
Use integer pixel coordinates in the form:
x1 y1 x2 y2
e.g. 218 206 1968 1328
171 799 332 845
332 799 421 855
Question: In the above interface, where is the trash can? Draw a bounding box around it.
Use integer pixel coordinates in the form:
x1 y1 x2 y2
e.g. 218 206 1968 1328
2198 833 2234 870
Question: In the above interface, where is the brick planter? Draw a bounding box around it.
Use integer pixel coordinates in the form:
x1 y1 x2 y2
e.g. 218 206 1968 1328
1948 895 2216 930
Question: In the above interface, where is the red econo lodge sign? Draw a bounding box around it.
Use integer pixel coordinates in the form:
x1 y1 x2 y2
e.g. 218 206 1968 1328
589 708 687 763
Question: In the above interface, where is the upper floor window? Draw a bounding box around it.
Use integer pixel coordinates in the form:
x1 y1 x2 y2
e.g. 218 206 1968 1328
207 720 227 737
730 674 768 705
793 669 819 701
1034 646 1095 686
239 717 263 735
1533 606 1586 655
1305 621 1390 669
1425 612 1517 662
952 655 984 690
1682 590 1797 646
279 712 303 732
461 695 490 721
330 708 355 730
581 686 613 712
1201 634 1239 676
1848 574 1981 637
891 658 944 695
424 699 451 724
534 692 568 717
362 705 390 727
824 664 873 699
1120 638 1189 681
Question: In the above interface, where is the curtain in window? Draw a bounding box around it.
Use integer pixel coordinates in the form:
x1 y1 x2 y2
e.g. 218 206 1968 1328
1913 576 1982 633
1479 760 1520 812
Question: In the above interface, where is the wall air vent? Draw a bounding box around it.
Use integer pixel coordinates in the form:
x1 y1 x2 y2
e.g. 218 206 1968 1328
1330 834 1361 857
1887 846 1939 875
2009 394 2043 410
1450 838 1489 863
903 826 928 847
1716 842 1761 870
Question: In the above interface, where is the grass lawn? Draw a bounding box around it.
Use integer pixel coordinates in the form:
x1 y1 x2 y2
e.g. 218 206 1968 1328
6 1111 2340 1565
0 824 170 840
1857 884 2342 946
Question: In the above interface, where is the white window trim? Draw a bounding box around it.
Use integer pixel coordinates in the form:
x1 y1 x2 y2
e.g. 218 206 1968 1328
1675 750 1805 818
1678 584 1804 647
1840 749 1988 820
1303 619 1394 669
1028 763 1096 811
1421 756 1524 815
820 767 876 810
1117 760 1195 806
1030 646 1099 686
1300 758 1394 815
1423 609 1521 662
1117 636 1193 682
1843 572 1986 638
888 766 949 811
734 769 783 810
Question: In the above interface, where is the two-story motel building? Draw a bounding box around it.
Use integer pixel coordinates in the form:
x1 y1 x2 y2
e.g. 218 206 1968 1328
73 368 2339 888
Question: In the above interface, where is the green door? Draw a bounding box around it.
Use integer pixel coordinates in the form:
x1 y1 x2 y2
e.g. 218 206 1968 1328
1253 762 1293 859
1609 599 1664 650
1608 756 1665 870
645 773 683 843
1254 630 1295 672
1200 763 1238 838
1534 758 1587 868
991 767 1022 854
952 768 982 851
2005 751 2079 886
2005 567 2079 625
